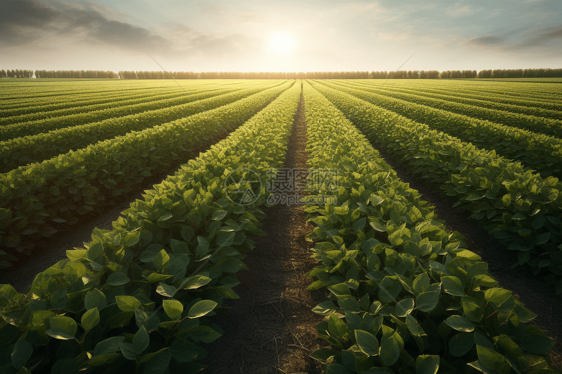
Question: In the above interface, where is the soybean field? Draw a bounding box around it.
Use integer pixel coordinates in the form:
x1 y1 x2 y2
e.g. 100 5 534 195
1 78 562 374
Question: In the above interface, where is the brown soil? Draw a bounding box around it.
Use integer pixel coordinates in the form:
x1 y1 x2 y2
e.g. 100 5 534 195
203 92 325 373
371 143 562 368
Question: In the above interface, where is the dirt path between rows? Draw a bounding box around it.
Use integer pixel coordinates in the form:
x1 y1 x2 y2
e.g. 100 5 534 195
203 92 324 373
370 143 562 367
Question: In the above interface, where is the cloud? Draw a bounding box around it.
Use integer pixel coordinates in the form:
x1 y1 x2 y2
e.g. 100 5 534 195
0 0 169 51
464 24 562 57
466 35 506 47
198 3 263 25
447 6 472 16
0 0 263 63
0 0 59 43
527 24 562 42
159 24 260 58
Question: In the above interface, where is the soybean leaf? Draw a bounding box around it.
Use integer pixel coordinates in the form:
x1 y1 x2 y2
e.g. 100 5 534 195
156 283 176 298
416 286 441 312
84 288 107 311
476 345 510 374
355 330 379 357
462 296 485 322
380 330 403 367
180 275 212 290
449 332 475 357
46 316 77 340
188 300 218 319
11 340 33 370
94 336 125 356
444 315 474 332
395 298 414 317
133 326 150 354
81 307 100 331
153 249 170 271
106 272 130 286
416 355 439 374
124 232 140 247
119 342 137 360
163 299 183 320
143 352 172 374
441 276 465 297
115 296 141 312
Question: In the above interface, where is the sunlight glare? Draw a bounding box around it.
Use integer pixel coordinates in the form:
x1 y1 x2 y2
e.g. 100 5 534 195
269 33 295 54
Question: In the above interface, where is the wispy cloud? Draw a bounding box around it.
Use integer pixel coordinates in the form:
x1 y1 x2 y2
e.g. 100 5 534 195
0 0 169 51
466 35 506 47
465 24 562 57
447 6 472 16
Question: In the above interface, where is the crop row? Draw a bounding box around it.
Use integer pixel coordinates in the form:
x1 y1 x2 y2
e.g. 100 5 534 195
315 81 562 180
0 82 302 373
302 82 556 374
0 81 275 141
0 82 292 268
311 81 562 294
0 84 163 103
360 82 561 112
377 81 561 105
338 81 562 120
0 86 231 126
0 81 244 112
0 84 279 173
0 87 192 123
329 81 562 138
398 80 562 101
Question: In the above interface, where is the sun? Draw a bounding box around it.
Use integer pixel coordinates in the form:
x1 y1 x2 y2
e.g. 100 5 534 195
269 33 295 54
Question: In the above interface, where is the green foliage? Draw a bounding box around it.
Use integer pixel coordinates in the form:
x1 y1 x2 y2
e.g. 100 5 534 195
334 79 562 120
328 80 562 137
0 82 292 268
0 82 301 372
0 81 282 172
319 80 562 180
312 81 562 294
302 83 556 374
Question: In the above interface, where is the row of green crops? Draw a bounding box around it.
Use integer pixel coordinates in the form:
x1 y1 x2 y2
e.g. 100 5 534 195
302 82 556 374
0 86 214 126
0 84 166 104
385 80 562 102
0 82 302 373
0 79 186 98
358 82 562 137
316 81 562 179
0 82 283 173
0 82 293 269
0 82 276 141
357 82 561 112
333 81 562 138
0 81 246 116
310 82 562 294
341 81 562 119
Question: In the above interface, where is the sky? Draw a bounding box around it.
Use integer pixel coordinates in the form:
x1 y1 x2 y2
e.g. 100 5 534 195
1 0 561 72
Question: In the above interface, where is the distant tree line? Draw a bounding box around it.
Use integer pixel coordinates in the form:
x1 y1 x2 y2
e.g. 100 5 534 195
33 70 118 78
0 69 34 78
115 70 445 79
440 70 478 78
477 68 562 78
2 68 561 79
